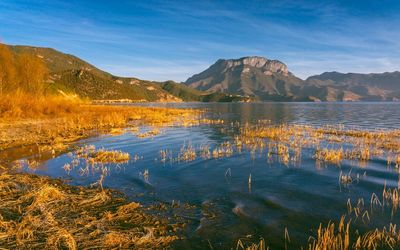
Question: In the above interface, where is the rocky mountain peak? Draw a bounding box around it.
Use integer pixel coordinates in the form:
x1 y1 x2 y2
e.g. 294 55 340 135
223 56 288 76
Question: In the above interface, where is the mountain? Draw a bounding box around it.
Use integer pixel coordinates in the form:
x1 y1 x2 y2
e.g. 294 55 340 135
185 56 400 101
305 71 400 101
7 45 400 102
185 56 307 101
8 45 181 102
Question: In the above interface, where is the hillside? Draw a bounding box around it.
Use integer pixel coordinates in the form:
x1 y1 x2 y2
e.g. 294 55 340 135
185 56 400 101
8 45 181 102
305 71 400 101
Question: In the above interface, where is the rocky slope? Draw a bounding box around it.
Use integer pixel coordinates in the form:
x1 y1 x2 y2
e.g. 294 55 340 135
185 56 307 101
185 56 400 101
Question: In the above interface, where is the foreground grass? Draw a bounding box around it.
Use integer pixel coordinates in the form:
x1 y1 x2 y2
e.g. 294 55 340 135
0 173 184 249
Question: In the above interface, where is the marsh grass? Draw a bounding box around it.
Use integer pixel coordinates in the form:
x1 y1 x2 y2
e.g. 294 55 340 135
178 144 197 162
0 93 202 152
0 92 82 119
236 238 267 250
0 172 184 249
308 216 400 250
237 122 400 168
90 149 130 164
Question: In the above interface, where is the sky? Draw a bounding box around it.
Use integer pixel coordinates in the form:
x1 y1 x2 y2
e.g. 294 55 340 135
1 0 400 82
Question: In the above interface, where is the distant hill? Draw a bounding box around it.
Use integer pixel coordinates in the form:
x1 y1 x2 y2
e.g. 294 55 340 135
305 71 400 101
8 45 181 102
185 56 400 101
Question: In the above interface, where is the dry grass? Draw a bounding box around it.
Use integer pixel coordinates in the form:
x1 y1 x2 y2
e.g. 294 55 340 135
308 216 350 250
0 93 202 152
178 144 197 162
136 128 161 138
0 172 183 249
315 148 344 165
90 149 130 164
235 122 400 168
0 92 82 119
308 216 400 250
236 238 268 250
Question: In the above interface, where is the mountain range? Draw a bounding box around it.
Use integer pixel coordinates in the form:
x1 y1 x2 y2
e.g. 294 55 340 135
7 45 400 102
185 57 400 101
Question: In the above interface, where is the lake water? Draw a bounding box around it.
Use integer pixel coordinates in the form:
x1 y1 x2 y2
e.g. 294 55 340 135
17 103 400 248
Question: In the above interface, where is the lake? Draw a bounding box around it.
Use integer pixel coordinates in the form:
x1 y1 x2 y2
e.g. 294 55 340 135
15 102 400 249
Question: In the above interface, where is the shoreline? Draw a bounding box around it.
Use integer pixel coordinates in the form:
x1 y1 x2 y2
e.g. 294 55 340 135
0 104 201 161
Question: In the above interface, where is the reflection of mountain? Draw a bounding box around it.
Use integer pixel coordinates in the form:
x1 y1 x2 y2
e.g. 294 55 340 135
204 103 297 124
185 56 400 101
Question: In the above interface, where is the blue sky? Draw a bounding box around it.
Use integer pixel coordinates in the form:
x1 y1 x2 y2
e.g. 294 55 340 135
1 0 400 81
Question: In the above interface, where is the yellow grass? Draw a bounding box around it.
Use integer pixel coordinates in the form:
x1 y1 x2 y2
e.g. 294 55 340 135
307 214 400 250
0 93 201 151
315 148 344 165
0 92 82 118
308 216 350 250
91 149 130 163
236 238 268 250
0 173 182 249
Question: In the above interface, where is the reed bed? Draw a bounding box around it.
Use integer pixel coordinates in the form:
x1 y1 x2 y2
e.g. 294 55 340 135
153 122 400 170
237 122 400 168
0 95 205 153
308 216 400 250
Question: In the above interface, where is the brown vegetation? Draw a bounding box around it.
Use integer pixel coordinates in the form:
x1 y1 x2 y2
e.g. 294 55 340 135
0 96 201 153
0 173 183 249
0 43 48 96
308 216 400 250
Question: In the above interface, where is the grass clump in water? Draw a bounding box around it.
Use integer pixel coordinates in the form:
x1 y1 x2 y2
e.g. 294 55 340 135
90 149 130 164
